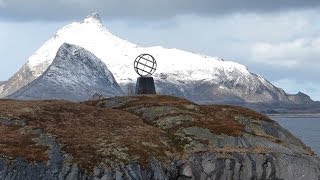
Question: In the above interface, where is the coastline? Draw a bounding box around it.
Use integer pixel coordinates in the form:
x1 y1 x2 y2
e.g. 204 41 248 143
267 113 320 118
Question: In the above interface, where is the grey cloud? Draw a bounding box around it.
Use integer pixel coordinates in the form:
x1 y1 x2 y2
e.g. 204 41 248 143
1 0 320 21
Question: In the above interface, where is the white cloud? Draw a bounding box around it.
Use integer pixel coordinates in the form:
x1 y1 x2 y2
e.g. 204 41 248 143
251 38 320 67
108 10 320 62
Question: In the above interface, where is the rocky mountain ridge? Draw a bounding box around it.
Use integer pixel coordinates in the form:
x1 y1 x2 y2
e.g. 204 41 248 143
8 43 123 101
0 95 319 179
0 13 316 112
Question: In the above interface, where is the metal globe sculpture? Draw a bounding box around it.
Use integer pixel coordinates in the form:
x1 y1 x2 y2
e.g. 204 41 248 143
133 54 157 94
134 54 157 76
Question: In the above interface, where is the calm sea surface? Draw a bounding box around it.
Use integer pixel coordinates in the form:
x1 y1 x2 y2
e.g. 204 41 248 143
270 116 320 156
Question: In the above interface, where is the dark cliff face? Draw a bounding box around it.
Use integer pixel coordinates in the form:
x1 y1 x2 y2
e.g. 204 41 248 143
8 43 123 101
0 95 319 179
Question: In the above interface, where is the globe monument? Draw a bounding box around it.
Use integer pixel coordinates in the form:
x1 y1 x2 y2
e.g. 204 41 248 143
134 54 157 94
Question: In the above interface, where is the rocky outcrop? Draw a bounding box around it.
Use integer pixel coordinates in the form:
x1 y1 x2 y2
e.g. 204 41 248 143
0 95 319 179
8 43 123 101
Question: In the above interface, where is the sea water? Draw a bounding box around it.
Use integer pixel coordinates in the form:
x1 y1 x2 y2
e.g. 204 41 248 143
270 116 320 156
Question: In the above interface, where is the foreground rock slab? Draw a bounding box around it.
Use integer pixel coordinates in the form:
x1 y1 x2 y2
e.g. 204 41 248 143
0 95 319 179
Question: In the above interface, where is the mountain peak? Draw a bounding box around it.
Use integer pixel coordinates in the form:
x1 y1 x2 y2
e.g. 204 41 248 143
9 43 123 101
83 12 103 25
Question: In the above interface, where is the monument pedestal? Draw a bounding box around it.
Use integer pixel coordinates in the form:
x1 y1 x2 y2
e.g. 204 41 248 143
135 76 156 94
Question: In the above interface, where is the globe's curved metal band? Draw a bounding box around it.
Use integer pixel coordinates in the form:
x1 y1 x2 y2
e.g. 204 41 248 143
134 54 157 76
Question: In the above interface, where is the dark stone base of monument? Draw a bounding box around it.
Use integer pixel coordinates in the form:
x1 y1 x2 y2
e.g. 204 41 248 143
135 76 156 95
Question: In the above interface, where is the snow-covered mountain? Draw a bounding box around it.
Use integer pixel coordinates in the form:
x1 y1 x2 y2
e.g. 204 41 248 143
8 43 123 101
0 13 313 107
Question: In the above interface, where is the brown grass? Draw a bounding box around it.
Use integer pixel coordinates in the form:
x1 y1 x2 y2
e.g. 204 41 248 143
122 95 192 106
212 146 272 154
0 96 275 171
99 96 248 136
0 124 48 162
0 99 168 170
85 95 193 109
202 105 273 122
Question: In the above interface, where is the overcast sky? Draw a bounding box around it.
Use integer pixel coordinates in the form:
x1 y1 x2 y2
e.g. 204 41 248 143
1 0 320 100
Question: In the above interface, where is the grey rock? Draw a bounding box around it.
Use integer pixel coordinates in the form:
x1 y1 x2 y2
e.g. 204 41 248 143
65 164 80 180
149 158 167 180
0 144 319 180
